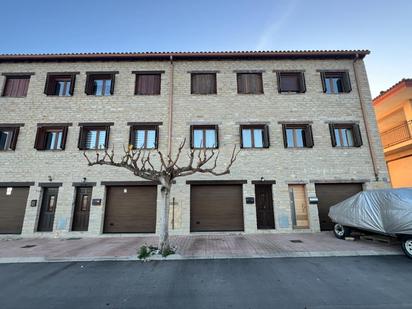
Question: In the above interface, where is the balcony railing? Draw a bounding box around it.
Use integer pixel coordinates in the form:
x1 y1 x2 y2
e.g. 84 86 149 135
381 120 412 149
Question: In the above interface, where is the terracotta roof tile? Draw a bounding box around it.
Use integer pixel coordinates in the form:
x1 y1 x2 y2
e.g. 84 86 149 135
373 78 412 104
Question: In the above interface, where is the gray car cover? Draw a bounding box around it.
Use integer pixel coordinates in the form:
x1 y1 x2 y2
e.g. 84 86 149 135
328 188 412 236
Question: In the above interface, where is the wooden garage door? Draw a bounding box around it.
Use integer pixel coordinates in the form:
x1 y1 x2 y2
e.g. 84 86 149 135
191 185 244 232
0 187 29 234
315 183 363 231
104 186 157 233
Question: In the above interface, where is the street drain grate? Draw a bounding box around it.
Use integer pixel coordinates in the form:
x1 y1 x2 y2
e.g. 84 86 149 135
21 245 36 248
290 240 303 243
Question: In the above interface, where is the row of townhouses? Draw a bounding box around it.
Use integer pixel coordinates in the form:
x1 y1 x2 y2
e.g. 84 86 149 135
0 50 389 237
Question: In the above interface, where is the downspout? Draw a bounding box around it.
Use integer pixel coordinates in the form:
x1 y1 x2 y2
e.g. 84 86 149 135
167 55 174 157
352 54 379 180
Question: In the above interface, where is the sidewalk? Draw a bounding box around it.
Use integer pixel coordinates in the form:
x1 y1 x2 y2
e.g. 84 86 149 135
0 232 403 263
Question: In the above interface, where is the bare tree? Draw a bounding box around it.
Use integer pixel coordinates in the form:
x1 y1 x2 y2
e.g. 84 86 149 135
84 139 239 255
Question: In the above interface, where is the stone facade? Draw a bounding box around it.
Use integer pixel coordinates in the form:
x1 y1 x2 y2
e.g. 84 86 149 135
0 52 390 237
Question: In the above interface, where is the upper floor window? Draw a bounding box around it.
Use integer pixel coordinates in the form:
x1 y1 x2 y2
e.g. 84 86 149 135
240 125 269 148
329 123 362 147
0 126 20 151
282 124 314 148
277 72 306 93
134 72 162 95
321 71 351 94
190 125 218 149
128 123 159 149
78 123 112 150
35 124 69 150
85 72 117 96
237 73 263 94
191 73 217 95
44 73 77 96
2 74 32 97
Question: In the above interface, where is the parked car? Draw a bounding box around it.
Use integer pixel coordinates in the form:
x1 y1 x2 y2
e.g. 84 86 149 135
328 188 412 259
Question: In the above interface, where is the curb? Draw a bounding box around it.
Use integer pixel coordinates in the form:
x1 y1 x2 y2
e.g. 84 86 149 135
0 250 403 264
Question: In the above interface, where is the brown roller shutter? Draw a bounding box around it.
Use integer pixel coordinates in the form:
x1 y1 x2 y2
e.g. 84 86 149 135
190 185 244 232
104 186 157 233
315 183 362 231
0 187 30 234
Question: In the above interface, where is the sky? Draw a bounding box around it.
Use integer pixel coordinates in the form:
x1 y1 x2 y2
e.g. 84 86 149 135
1 0 411 97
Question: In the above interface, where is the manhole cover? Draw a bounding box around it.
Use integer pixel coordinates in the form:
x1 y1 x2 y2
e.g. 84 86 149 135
290 240 303 243
21 245 36 248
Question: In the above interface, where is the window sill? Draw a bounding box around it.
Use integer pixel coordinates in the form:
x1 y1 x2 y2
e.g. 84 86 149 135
1 96 27 98
279 92 306 95
323 92 352 95
285 147 312 149
36 149 64 152
190 93 218 96
44 94 73 97
134 94 161 96
333 146 361 149
241 147 269 150
237 93 264 95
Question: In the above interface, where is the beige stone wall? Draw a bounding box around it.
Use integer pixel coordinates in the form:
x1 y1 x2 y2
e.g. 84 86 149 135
0 57 390 237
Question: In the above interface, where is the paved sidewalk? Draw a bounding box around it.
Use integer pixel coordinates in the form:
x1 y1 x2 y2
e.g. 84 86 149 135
0 232 402 263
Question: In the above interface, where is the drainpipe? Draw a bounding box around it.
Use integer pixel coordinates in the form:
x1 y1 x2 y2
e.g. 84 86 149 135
352 54 379 180
167 55 174 158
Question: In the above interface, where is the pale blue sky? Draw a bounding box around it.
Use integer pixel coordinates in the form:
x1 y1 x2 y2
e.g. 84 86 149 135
1 0 411 97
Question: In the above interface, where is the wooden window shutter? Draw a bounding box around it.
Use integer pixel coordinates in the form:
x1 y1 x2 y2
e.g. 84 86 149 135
34 127 46 150
69 75 76 95
214 125 219 148
61 127 68 150
44 75 52 95
276 73 282 93
305 125 314 148
343 72 352 93
155 125 159 149
190 125 194 149
352 124 363 147
239 126 244 148
78 127 86 150
128 126 135 147
263 125 270 148
109 74 115 95
329 124 337 147
10 127 20 150
237 74 245 94
320 72 327 93
300 72 306 93
85 75 93 95
282 124 288 148
104 126 110 149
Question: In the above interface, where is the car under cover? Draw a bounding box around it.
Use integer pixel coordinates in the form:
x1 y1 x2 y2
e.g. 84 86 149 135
328 188 412 236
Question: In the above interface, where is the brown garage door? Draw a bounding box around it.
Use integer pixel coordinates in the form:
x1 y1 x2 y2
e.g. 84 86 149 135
315 183 363 231
104 186 157 233
0 187 29 234
191 185 244 232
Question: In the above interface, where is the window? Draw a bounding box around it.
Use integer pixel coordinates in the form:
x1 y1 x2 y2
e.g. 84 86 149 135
129 125 158 149
329 123 362 147
135 73 161 95
0 127 20 150
85 73 116 96
190 125 218 149
321 71 351 94
237 73 263 94
2 75 31 97
282 124 314 148
34 125 69 150
191 73 217 94
277 72 306 93
240 125 269 148
78 124 111 150
44 74 76 96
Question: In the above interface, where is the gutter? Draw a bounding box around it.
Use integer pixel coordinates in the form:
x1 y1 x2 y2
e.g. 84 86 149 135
352 54 379 180
167 55 174 157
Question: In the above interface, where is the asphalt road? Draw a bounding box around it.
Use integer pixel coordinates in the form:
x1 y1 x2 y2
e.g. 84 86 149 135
0 256 411 309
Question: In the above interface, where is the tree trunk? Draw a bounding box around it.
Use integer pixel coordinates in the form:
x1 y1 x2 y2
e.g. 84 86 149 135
159 177 172 254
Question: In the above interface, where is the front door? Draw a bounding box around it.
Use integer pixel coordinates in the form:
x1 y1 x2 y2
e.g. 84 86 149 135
37 187 59 232
72 187 92 231
255 184 275 229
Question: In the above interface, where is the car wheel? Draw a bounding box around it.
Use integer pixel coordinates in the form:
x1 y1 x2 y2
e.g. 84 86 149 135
401 237 412 259
333 224 351 240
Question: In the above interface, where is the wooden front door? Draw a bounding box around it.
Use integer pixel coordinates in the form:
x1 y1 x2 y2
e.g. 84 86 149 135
255 184 275 229
37 187 59 232
72 187 92 231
